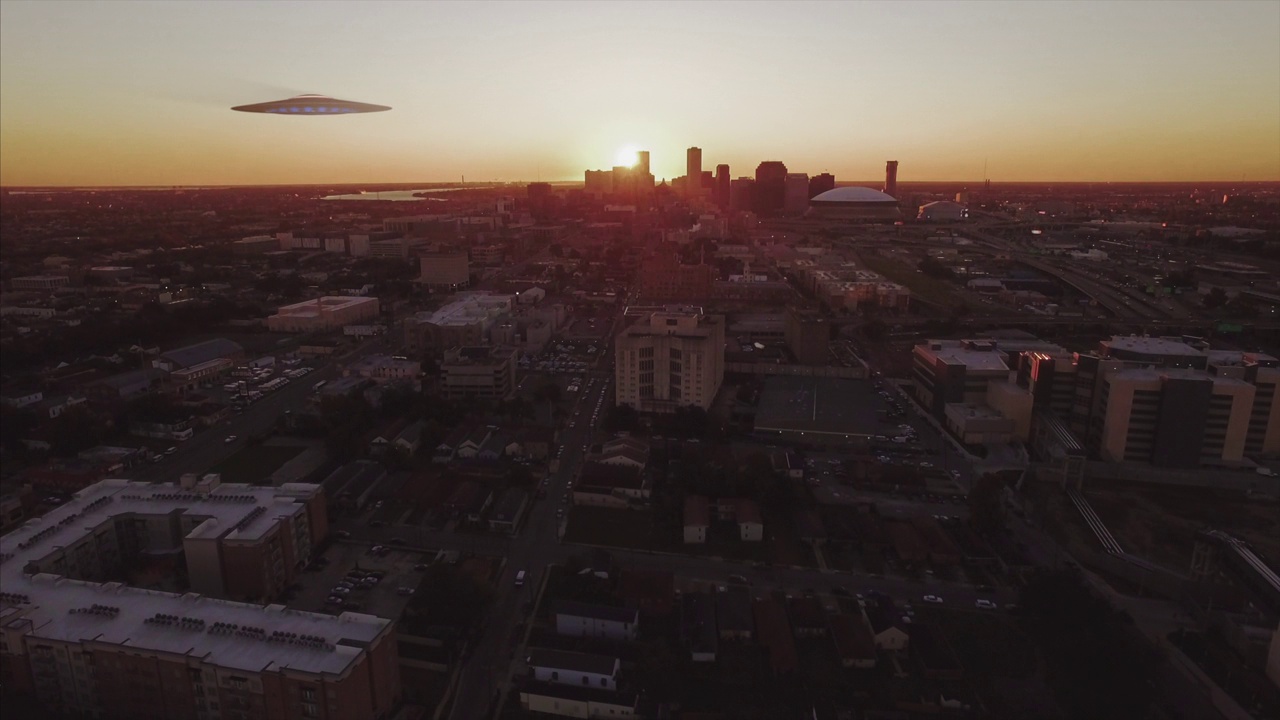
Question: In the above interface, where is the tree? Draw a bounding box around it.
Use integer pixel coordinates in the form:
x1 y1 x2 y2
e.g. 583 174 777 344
968 473 1006 535
1201 287 1227 309
602 403 639 432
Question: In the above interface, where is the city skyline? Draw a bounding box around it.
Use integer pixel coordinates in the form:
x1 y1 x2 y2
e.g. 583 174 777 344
2 0 1279 187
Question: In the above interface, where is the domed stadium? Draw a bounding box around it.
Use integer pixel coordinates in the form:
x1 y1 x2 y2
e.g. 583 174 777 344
808 186 901 221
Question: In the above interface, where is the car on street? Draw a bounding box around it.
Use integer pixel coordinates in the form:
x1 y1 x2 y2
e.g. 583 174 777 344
331 587 351 595
224 435 237 443
923 595 944 603
975 599 997 610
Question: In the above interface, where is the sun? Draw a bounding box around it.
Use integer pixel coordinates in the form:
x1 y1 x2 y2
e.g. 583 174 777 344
614 145 639 168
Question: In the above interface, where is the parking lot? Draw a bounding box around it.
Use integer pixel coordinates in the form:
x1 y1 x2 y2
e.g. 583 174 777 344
294 542 434 618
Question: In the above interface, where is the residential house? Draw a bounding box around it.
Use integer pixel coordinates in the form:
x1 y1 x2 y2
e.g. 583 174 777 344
909 624 963 680
394 420 426 456
35 394 87 420
455 426 494 460
715 587 754 641
830 614 878 669
736 499 764 542
787 596 828 638
526 648 620 691
488 489 528 534
515 426 555 461
793 509 828 546
683 495 710 544
1 388 43 409
592 436 650 469
574 462 649 508
443 480 493 522
554 601 639 641
368 419 410 456
619 568 675 618
681 592 718 662
864 599 911 651
753 599 800 675
519 684 638 719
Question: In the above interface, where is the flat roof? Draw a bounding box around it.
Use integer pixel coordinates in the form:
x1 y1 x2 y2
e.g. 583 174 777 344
527 648 618 676
0 479 390 677
754 375 883 438
1103 335 1204 357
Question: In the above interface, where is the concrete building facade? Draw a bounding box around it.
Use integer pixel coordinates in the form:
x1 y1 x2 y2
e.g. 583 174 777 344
615 307 725 413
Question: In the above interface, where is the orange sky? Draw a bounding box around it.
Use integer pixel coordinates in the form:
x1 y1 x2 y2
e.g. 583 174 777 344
2 1 1278 186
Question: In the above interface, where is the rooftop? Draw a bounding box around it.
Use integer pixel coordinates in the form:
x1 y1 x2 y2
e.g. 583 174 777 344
1101 335 1205 358
811 186 898 204
526 648 618 676
0 479 388 677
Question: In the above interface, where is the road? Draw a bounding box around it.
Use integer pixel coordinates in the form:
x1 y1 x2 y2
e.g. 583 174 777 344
446 372 616 719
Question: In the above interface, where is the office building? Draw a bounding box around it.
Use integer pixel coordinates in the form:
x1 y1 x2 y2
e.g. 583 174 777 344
884 160 899 199
233 235 277 255
784 173 811 215
418 249 470 291
638 256 713 302
11 275 69 291
912 339 1035 442
715 164 730 208
730 177 755 212
753 161 788 216
785 307 829 366
809 173 835 198
267 296 380 333
686 147 702 197
440 345 518 400
637 151 650 175
403 292 513 352
615 307 725 413
0 476 395 720
1094 369 1254 467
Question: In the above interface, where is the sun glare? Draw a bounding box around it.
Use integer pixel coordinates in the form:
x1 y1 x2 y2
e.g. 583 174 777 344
614 145 639 168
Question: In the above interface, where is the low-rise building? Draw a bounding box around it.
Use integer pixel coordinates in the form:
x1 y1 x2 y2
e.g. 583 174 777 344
267 296 380 333
683 494 710 544
526 648 620 691
440 345 518 400
554 601 640 641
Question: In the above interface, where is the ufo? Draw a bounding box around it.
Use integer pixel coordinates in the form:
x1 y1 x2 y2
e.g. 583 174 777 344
231 94 391 114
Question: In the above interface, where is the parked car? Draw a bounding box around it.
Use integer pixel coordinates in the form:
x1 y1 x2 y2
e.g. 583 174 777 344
975 599 997 610
923 595 944 604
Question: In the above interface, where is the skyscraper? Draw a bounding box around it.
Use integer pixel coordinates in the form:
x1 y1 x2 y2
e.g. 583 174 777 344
730 177 754 211
784 173 810 215
715 164 731 208
637 150 650 176
884 161 899 199
686 147 702 196
809 173 835 198
754 161 788 216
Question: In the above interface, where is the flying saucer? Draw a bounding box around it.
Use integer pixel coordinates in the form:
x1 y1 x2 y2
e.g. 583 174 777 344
231 94 391 114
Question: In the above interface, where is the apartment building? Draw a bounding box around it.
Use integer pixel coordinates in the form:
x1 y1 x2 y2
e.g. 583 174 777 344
440 345 518 400
0 479 398 720
615 307 725 413
418 249 470 292
267 297 380 333
637 257 713 302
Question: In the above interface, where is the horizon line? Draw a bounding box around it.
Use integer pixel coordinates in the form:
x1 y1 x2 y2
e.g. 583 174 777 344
4 179 1279 190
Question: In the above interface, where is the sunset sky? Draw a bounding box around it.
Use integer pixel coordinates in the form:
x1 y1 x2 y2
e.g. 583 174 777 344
2 0 1277 186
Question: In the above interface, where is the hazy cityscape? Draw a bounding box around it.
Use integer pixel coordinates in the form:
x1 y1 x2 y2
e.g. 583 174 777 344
2 2 1280 720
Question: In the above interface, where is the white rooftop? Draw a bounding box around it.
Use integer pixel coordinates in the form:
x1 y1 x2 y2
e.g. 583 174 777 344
0 479 389 676
1103 335 1205 357
810 186 897 204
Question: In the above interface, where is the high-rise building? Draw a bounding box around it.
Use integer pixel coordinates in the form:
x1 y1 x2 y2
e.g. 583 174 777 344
730 177 755 212
686 147 702 196
754 161 788 215
585 169 613 197
615 307 725 413
637 151 650 175
884 160 899 199
809 173 835 198
715 164 731 208
784 173 811 215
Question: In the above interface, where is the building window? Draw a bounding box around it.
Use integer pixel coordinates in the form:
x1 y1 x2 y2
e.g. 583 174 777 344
551 671 558 681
